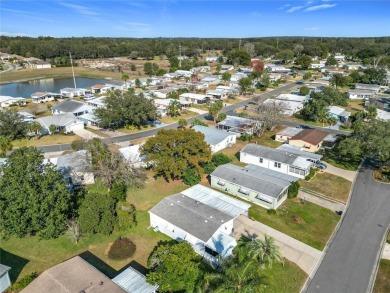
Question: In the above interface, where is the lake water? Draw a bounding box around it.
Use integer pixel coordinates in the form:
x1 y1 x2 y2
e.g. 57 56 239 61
0 77 122 98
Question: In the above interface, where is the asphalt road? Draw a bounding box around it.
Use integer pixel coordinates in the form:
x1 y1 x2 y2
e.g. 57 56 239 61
305 159 390 293
37 81 298 153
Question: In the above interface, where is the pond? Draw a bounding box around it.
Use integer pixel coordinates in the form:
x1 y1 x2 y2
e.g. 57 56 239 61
0 77 122 98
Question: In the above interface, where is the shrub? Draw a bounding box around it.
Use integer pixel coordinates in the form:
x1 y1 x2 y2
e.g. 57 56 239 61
299 86 310 96
239 133 253 141
267 209 277 215
108 237 136 260
305 167 318 181
212 153 231 166
203 162 216 174
71 140 87 151
183 167 201 186
288 181 300 198
110 182 127 202
11 272 38 290
191 119 208 127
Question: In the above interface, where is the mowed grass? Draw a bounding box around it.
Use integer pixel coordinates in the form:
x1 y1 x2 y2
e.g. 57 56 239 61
261 259 307 293
299 172 352 203
249 198 340 250
0 211 170 282
12 134 82 147
373 259 390 293
159 110 198 124
345 99 365 113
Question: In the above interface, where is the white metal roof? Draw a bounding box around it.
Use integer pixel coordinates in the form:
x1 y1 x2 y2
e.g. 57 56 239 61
181 184 250 218
112 267 158 293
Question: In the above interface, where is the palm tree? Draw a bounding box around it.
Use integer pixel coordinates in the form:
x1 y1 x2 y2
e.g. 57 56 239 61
166 100 182 117
0 136 13 157
121 73 129 89
49 124 57 135
28 121 43 138
316 109 331 128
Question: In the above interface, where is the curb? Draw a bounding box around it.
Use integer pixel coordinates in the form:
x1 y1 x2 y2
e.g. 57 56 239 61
300 158 364 293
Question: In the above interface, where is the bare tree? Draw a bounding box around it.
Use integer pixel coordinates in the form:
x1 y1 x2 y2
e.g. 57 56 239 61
254 100 287 136
244 43 256 57
65 218 81 243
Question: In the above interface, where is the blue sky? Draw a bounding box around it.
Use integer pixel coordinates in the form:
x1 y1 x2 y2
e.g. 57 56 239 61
1 0 389 38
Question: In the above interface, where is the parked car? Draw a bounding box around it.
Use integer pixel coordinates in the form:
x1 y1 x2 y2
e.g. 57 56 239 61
315 162 327 170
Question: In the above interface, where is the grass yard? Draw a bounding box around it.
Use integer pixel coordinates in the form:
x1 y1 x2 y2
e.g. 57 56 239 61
0 211 170 282
159 110 198 124
12 134 82 148
261 259 307 293
373 259 390 293
256 125 285 148
299 172 352 203
85 127 110 138
249 198 340 250
117 124 156 134
345 99 365 113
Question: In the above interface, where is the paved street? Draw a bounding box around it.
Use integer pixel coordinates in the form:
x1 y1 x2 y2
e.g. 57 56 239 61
305 159 390 293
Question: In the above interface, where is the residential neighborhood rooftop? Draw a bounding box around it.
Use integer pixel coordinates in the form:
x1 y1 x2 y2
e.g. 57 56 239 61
192 125 235 146
241 144 299 165
52 100 85 113
289 129 329 146
112 267 158 293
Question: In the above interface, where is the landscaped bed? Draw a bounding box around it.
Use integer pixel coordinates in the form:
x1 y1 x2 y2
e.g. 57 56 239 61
299 172 352 203
249 198 340 250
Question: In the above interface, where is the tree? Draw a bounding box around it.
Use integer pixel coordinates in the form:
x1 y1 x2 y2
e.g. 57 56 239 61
147 242 203 293
249 60 265 73
217 112 227 122
0 109 26 139
288 181 300 198
144 62 159 76
212 153 231 166
109 181 127 202
208 100 223 124
239 77 253 95
361 68 387 85
27 121 43 138
78 192 117 235
183 167 201 186
276 49 294 64
299 86 310 96
95 90 158 129
87 138 146 189
330 74 352 88
166 99 182 117
49 124 57 135
135 78 141 88
116 202 137 231
227 49 251 66
65 218 81 243
326 55 338 66
295 55 312 70
317 108 331 128
256 100 286 135
0 147 72 239
169 56 179 69
256 70 270 90
216 63 221 73
0 136 13 157
191 119 208 127
142 129 211 180
121 73 129 88
130 64 136 71
303 72 312 80
178 118 187 128
222 72 231 84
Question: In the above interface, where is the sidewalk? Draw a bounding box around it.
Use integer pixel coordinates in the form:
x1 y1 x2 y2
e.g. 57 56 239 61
382 243 390 260
234 215 322 274
324 163 356 182
298 190 346 212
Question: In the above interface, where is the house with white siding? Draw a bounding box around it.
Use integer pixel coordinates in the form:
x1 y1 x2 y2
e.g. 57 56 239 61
240 144 312 179
31 92 55 103
347 89 376 100
211 164 297 209
149 184 250 266
192 125 236 153
179 93 209 104
0 96 26 108
216 116 260 136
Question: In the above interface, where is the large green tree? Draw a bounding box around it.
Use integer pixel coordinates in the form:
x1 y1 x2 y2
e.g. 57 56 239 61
0 109 26 139
0 136 13 157
95 90 158 129
142 129 211 180
0 147 72 239
144 62 159 76
78 192 117 235
295 55 312 69
239 77 253 95
147 242 203 293
227 49 251 66
208 100 223 124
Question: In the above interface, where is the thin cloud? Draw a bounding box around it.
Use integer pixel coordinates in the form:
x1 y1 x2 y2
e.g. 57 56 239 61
59 2 98 16
287 6 304 13
305 4 337 12
0 31 35 37
305 27 321 31
278 4 291 10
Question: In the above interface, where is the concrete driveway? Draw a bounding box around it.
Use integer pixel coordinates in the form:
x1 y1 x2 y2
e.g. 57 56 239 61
234 215 322 275
305 159 390 293
324 163 356 182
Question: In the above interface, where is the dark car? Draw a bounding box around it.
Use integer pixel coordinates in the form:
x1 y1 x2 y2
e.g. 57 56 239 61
315 162 327 170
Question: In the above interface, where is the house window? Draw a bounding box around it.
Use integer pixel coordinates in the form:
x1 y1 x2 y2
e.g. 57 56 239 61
274 162 281 168
255 194 272 204
259 158 263 163
217 180 226 186
238 187 249 195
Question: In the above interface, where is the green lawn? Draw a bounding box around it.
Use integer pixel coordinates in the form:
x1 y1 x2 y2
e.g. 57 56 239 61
299 172 352 203
117 124 156 134
249 198 340 250
12 134 82 148
373 259 390 293
159 110 198 124
261 259 307 293
345 99 365 114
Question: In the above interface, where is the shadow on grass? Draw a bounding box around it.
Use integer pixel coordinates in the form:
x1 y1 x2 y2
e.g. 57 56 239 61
78 251 117 279
0 248 29 282
117 260 149 276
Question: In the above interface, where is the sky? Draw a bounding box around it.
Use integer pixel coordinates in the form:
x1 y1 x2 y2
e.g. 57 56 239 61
1 0 389 38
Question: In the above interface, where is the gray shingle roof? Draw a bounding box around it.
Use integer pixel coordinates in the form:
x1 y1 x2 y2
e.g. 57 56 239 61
112 267 158 293
37 113 81 128
276 144 322 161
52 100 84 113
56 150 91 174
211 164 296 198
149 194 234 242
192 125 234 146
240 144 299 165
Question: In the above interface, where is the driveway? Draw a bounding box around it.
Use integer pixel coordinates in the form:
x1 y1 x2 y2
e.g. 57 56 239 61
324 163 356 182
305 159 390 293
234 215 322 275
73 128 102 140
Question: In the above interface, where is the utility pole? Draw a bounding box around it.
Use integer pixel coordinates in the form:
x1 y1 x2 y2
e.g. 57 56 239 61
69 52 77 89
239 38 242 50
179 44 182 68
276 38 279 49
